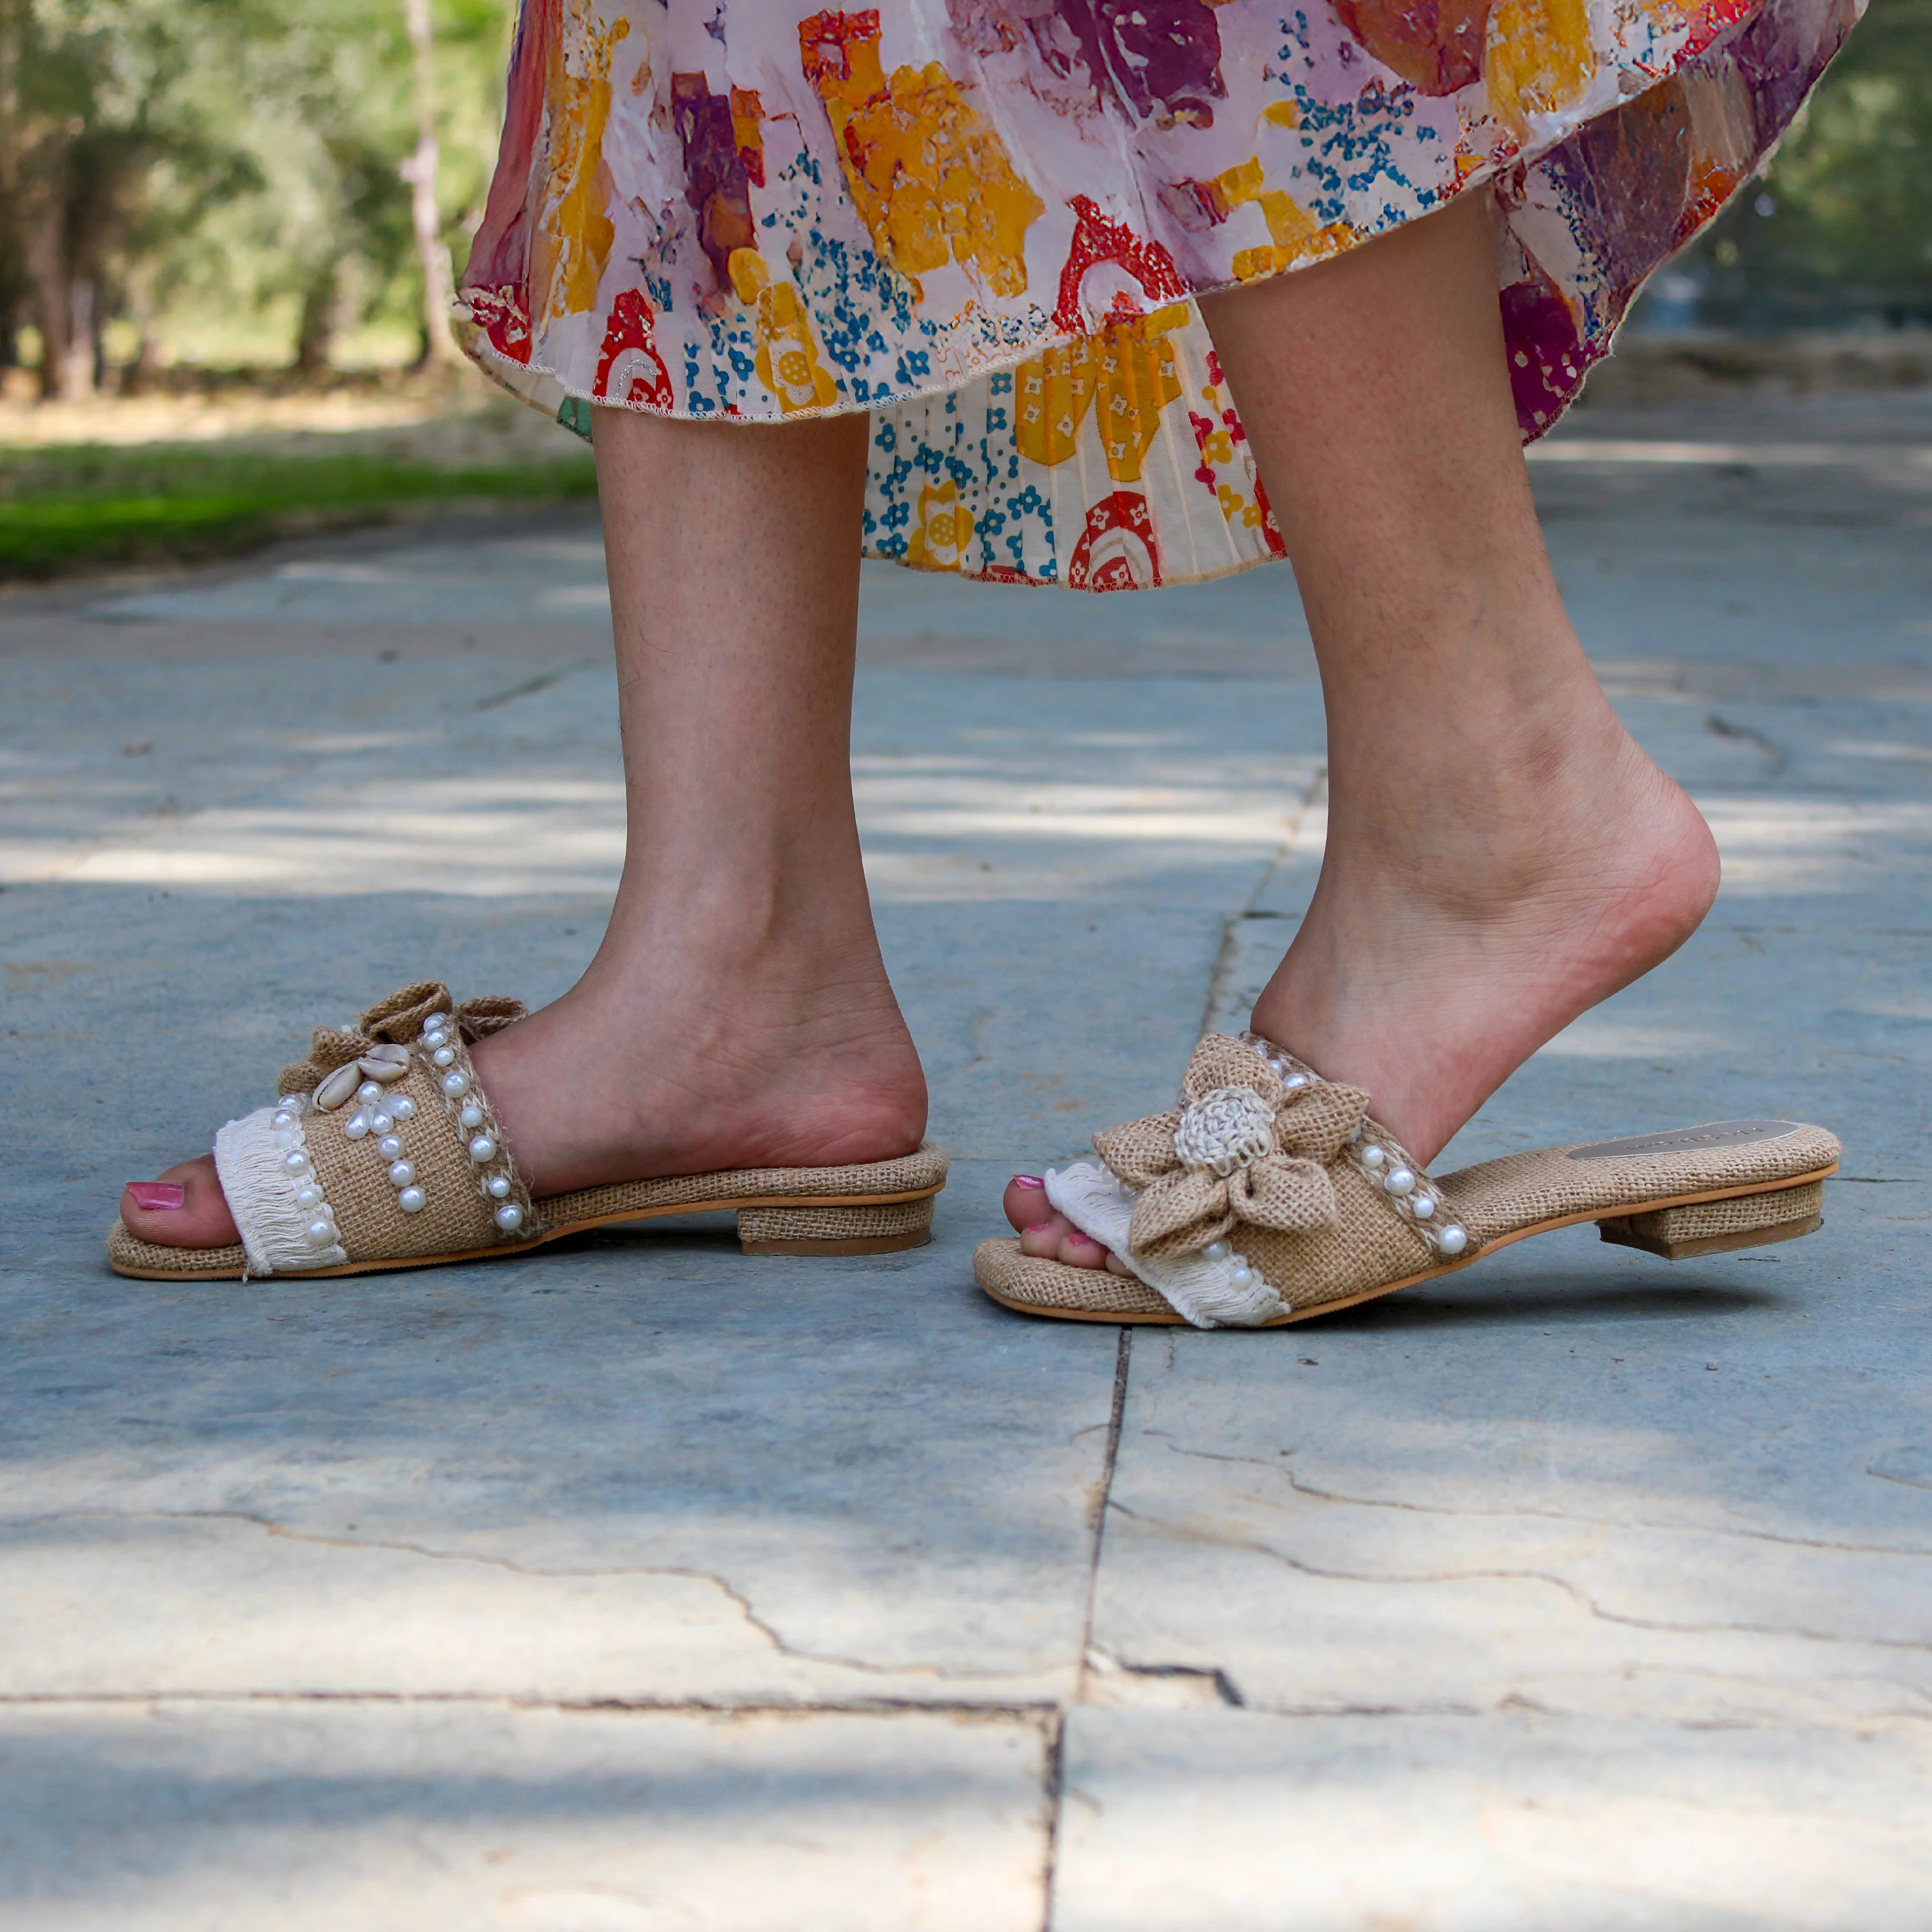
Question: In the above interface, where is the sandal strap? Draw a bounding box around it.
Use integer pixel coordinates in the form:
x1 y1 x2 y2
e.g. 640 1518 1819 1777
216 981 536 1278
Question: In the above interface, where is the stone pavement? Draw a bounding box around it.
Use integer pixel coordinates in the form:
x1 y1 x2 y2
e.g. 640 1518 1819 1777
2 388 1929 1929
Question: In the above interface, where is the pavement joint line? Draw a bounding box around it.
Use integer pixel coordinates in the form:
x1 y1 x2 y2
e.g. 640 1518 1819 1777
0 1691 1067 1719
1071 1328 1134 1713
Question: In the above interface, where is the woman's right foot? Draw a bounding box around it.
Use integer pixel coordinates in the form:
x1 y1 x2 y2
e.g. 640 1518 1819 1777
1000 712 1720 1271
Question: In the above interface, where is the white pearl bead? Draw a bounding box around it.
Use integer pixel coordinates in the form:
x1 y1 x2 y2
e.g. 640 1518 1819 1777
442 1072 469 1097
494 1203 524 1231
1360 1145 1386 1169
272 1128 297 1151
295 1184 323 1209
343 1112 370 1139
1439 1224 1468 1255
1410 1194 1435 1218
282 1150 310 1175
1229 1265 1255 1288
1203 1240 1231 1262
388 1160 415 1188
271 1112 295 1132
431 1046 456 1068
468 1135 496 1164
486 1175 512 1199
1384 1167 1414 1195
377 1135 403 1160
1267 1057 1287 1077
1283 1073 1309 1091
306 1218 334 1245
422 1028 447 1049
390 1096 417 1121
398 1186 426 1213
356 1081 383 1106
459 1103 484 1131
370 1112 394 1135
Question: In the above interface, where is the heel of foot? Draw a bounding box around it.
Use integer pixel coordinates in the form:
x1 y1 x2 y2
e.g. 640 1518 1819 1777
1597 1181 1826 1261
738 1197 934 1256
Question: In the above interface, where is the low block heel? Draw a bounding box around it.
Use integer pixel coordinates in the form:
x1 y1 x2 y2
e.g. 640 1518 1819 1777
738 1196 935 1256
1597 1179 1826 1261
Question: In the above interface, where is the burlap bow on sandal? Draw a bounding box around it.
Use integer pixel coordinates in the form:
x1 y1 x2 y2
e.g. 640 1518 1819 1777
1093 1033 1369 1260
973 1031 1842 1329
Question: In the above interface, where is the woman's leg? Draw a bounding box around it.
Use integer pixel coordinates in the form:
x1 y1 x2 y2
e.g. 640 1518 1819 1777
1009 190 1718 1263
123 408 926 1247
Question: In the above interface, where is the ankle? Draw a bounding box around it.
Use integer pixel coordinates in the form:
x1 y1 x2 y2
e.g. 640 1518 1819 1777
1327 705 1680 909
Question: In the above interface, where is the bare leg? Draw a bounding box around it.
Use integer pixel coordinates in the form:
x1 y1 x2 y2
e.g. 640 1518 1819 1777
124 408 925 1247
1010 191 1717 1264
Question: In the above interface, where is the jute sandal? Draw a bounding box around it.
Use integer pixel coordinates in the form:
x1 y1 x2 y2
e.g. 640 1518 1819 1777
974 1032 1838 1329
109 981 947 1281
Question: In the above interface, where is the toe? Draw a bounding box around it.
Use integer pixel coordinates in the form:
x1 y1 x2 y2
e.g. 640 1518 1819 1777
1017 1215 1069 1258
1057 1228 1111 1270
120 1154 241 1249
1003 1174 1050 1230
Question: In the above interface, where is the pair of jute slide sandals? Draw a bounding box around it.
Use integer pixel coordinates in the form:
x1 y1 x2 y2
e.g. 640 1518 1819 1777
111 982 1839 1329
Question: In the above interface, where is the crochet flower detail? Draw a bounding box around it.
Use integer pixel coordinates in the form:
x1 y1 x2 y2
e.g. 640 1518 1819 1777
1092 1034 1371 1262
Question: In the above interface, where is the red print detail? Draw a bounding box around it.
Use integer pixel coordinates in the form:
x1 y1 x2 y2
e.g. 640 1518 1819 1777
593 289 675 409
1068 490 1162 592
1052 196 1190 336
1678 0 1757 61
799 10 881 90
467 285 533 366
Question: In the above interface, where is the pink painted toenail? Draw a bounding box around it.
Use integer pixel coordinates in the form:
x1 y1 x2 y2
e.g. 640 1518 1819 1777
1011 1175 1045 1189
126 1183 185 1211
1023 1221 1055 1233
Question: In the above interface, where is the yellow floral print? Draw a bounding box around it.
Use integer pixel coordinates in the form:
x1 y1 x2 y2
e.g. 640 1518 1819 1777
1484 0 1596 136
730 249 840 413
539 3 630 318
799 12 1043 303
906 480 976 570
1012 307 1189 483
1208 158 1354 281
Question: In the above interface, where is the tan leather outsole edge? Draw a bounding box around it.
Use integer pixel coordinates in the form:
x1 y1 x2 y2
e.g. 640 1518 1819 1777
976 1165 1840 1327
108 1182 945 1282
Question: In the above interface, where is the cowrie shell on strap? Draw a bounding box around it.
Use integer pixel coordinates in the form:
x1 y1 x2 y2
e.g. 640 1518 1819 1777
314 1063 364 1112
357 1046 411 1083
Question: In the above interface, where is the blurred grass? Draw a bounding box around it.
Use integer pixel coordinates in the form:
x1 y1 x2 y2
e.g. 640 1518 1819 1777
0 442 598 580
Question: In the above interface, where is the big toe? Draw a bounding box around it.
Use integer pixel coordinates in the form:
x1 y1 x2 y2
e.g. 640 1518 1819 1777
120 1155 240 1249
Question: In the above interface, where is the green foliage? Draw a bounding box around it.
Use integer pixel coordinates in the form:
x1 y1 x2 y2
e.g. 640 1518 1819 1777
1 0 511 377
0 439 595 576
1683 0 1932 327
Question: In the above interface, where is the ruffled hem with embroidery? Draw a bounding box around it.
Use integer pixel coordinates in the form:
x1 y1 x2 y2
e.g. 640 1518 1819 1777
458 0 1861 591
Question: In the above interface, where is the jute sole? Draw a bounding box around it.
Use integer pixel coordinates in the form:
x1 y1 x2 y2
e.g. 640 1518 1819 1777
977 1166 1838 1326
109 1184 942 1282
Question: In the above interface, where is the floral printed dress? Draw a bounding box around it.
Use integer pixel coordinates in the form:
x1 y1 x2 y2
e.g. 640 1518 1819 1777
459 0 1859 591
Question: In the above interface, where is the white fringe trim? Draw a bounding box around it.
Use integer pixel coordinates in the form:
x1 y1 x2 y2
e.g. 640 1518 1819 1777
213 1103 348 1279
1045 1160 1289 1329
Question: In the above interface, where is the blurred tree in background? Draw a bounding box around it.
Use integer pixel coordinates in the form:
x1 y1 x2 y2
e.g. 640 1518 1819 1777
0 0 1923 392
1647 0 1931 330
0 0 508 395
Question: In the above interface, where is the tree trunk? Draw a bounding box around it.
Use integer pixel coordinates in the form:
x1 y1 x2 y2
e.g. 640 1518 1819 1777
22 188 70 401
294 267 337 377
402 0 463 369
